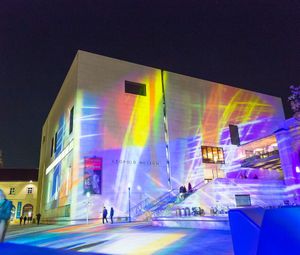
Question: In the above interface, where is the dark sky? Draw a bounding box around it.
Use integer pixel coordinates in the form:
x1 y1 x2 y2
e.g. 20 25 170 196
1 1 299 168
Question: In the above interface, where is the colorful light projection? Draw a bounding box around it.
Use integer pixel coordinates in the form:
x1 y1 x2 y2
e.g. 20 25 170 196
44 106 75 217
43 58 286 220
179 178 287 214
68 69 170 219
164 73 285 187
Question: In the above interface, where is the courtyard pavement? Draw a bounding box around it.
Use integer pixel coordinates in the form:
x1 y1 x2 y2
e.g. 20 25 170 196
2 221 234 255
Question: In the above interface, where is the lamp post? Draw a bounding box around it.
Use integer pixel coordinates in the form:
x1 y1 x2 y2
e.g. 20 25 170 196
214 157 218 178
86 191 90 224
128 187 131 222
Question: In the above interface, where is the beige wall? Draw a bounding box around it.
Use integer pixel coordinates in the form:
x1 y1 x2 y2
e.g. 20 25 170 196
38 53 78 219
0 181 38 223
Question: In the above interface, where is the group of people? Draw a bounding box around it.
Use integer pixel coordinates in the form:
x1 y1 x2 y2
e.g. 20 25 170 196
240 171 259 179
0 189 43 243
102 206 114 224
19 213 41 225
179 182 193 199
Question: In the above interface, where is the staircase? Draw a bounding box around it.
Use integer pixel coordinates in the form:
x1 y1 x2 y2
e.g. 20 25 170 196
130 181 208 220
179 178 288 214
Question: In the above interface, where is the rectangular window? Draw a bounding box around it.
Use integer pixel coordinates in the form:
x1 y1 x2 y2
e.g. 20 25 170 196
51 137 54 157
69 106 74 134
229 124 240 146
27 187 33 194
125 80 146 96
9 188 15 195
201 146 225 164
54 132 58 153
235 194 251 206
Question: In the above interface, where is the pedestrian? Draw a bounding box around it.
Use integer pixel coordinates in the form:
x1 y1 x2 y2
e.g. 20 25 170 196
110 207 114 224
188 182 193 193
179 186 184 193
20 215 23 225
36 213 41 225
0 189 13 242
179 186 184 199
102 207 108 224
24 215 27 225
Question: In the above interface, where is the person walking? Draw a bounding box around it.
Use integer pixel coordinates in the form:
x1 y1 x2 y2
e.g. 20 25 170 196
19 215 23 225
0 189 13 242
36 213 41 225
188 182 193 193
110 207 114 224
102 207 108 224
23 215 27 225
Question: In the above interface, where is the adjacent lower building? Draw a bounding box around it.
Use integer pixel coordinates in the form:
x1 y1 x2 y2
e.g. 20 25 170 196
0 168 38 223
38 50 287 222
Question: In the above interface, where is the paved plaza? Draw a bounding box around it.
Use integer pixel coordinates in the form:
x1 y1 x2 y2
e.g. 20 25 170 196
2 221 234 255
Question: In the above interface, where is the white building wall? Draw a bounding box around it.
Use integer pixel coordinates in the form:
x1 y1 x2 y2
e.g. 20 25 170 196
164 72 285 187
39 50 286 221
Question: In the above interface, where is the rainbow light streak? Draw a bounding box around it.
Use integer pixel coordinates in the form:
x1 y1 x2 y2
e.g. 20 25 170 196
114 71 166 213
42 52 287 221
164 74 283 187
65 70 169 218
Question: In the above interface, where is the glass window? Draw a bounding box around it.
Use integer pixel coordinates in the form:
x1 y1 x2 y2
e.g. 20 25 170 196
201 146 225 164
69 106 74 134
125 80 146 96
51 137 54 157
54 132 58 152
27 187 33 194
9 188 15 195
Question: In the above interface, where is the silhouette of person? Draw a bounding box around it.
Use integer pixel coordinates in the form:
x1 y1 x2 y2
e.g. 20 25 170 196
23 216 27 225
179 186 184 193
36 213 41 225
102 207 108 224
188 183 193 193
110 207 114 224
0 189 13 242
19 216 23 225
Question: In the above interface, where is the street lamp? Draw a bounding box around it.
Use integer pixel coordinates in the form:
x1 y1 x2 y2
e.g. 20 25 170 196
128 187 131 223
86 191 90 224
213 157 218 178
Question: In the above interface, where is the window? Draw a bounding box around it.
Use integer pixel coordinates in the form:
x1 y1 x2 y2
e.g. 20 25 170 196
125 80 146 96
9 188 15 195
201 146 225 164
229 124 240 146
69 106 74 134
54 132 58 152
51 137 54 157
27 187 33 194
235 194 251 206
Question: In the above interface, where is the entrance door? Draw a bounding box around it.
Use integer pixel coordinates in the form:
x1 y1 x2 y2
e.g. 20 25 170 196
23 204 33 217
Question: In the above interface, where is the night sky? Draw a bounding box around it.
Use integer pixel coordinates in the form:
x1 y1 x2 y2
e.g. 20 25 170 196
1 1 299 168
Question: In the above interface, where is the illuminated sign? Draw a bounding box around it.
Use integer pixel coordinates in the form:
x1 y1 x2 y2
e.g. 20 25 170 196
84 157 102 194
